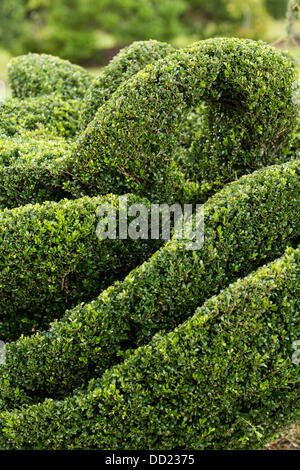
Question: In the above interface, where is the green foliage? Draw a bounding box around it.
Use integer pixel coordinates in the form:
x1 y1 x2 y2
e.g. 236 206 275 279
0 133 74 209
5 0 186 62
0 0 26 54
1 158 299 401
0 95 81 138
0 194 160 340
265 0 287 18
8 53 93 99
0 37 299 449
82 40 175 127
70 39 298 202
0 245 299 449
0 1 275 63
187 0 271 38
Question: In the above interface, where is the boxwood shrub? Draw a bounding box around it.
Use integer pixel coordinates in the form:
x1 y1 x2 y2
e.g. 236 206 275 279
8 53 93 100
1 158 299 400
0 245 299 449
0 194 160 340
0 95 81 138
68 38 298 202
81 40 175 128
0 132 74 167
0 132 76 209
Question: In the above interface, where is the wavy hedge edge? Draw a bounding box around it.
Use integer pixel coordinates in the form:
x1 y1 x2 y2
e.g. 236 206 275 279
8 53 93 100
0 158 299 403
0 134 74 209
0 95 81 138
0 245 299 450
0 133 74 166
1 39 297 210
81 40 175 128
0 194 160 340
68 38 298 202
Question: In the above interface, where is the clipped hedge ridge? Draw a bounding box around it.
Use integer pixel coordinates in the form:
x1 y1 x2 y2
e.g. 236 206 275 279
8 53 93 100
0 194 160 340
1 39 297 210
0 132 75 209
81 40 175 127
0 245 299 449
1 158 299 400
0 95 81 138
0 38 299 449
69 38 298 201
0 133 73 166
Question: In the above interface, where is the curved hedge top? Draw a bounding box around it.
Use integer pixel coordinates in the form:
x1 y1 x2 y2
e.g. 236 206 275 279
1 158 299 400
0 95 81 138
0 133 73 167
70 38 298 202
0 133 73 210
0 194 159 340
81 40 175 127
8 53 93 100
0 245 299 449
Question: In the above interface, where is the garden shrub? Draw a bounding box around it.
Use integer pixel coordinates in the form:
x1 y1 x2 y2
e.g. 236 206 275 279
0 153 72 210
8 53 93 100
0 132 75 209
0 245 299 449
0 133 73 167
81 40 176 128
2 39 296 209
69 38 298 202
0 95 81 138
0 194 160 340
1 158 299 399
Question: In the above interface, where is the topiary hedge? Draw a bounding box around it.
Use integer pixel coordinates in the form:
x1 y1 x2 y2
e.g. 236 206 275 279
81 40 175 128
1 158 299 401
68 38 298 202
0 245 298 450
0 133 74 166
0 132 75 209
0 95 81 138
2 39 297 209
0 194 160 340
8 53 93 100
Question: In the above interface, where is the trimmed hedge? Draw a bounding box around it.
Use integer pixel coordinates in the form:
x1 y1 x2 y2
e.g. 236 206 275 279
0 95 81 138
81 40 175 128
0 194 160 340
1 158 299 400
0 132 75 209
0 245 299 449
8 53 93 100
0 133 74 167
68 38 298 202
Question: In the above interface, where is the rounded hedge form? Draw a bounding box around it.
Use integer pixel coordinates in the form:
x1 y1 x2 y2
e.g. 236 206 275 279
69 38 298 202
8 53 93 100
1 158 299 401
0 132 74 209
81 40 175 128
0 95 81 138
0 133 73 166
0 194 160 340
0 245 299 449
